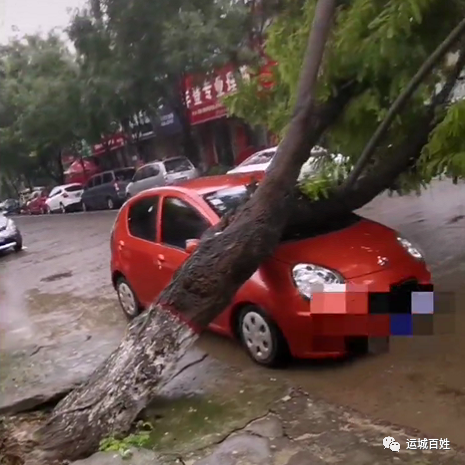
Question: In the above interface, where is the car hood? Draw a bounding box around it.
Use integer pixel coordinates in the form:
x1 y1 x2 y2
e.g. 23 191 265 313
228 163 270 174
274 218 412 279
228 160 318 180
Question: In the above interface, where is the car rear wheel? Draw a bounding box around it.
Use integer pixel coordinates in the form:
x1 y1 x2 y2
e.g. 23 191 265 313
107 197 115 210
116 277 142 320
238 306 290 368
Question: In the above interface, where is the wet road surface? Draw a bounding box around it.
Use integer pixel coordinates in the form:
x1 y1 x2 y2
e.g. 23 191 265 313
1 179 465 444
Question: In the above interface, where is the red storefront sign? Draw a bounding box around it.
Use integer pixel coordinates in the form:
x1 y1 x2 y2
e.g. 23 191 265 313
184 64 246 125
184 61 277 126
92 133 126 156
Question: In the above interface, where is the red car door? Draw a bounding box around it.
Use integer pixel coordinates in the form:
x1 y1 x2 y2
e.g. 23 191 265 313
119 194 166 307
155 195 213 296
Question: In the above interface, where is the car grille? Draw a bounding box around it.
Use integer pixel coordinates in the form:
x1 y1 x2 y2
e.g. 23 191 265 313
368 278 433 314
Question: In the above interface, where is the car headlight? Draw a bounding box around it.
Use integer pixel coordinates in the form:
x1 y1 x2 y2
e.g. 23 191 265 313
292 263 344 300
397 236 424 260
5 219 17 232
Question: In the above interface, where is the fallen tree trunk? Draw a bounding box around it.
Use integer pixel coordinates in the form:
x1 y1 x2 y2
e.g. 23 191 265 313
31 1 341 462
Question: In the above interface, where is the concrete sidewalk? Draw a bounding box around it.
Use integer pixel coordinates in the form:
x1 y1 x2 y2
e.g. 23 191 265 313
72 387 462 465
70 358 463 465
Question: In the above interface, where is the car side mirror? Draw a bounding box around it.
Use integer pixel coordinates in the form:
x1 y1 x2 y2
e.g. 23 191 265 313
185 239 200 254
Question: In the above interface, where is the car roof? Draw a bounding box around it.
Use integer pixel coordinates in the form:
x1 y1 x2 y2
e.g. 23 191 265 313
162 156 188 162
54 183 82 189
176 173 264 196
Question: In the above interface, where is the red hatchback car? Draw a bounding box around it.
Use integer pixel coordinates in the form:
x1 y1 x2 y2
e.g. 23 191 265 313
110 174 431 367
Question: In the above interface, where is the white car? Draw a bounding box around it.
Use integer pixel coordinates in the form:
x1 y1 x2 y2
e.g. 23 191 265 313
228 146 346 180
45 183 84 214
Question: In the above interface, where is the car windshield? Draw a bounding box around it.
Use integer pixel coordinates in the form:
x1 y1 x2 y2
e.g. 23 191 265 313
163 157 192 173
65 184 83 192
240 150 276 167
203 185 361 241
114 168 135 181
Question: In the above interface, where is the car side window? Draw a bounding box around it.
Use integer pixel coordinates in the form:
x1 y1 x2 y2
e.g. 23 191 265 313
133 168 146 182
128 196 159 242
161 197 210 249
93 176 103 187
146 165 160 178
102 172 113 184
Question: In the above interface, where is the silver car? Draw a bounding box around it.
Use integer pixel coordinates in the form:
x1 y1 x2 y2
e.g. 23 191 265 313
0 214 23 253
125 156 199 198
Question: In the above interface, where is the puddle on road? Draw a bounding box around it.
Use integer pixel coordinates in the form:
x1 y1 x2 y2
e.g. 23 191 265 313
1 286 125 353
0 274 34 351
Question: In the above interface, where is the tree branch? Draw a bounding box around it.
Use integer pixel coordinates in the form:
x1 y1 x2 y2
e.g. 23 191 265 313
343 16 465 190
287 45 465 230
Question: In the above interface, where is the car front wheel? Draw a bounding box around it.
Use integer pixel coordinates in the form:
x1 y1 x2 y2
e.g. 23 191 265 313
116 277 142 320
14 238 23 252
238 306 290 368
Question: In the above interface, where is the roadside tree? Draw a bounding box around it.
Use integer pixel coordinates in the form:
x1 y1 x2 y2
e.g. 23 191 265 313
0 34 89 185
68 0 271 164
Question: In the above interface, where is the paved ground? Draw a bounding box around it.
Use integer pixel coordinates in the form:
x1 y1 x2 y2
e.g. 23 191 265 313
1 179 465 452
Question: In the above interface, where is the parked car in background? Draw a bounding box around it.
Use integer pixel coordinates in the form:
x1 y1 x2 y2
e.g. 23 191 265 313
227 146 346 180
0 213 23 253
0 199 21 216
26 189 49 214
110 173 431 368
126 157 199 198
45 184 84 213
82 168 135 211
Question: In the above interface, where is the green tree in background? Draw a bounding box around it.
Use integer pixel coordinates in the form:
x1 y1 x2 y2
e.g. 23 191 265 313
0 34 89 184
68 0 271 163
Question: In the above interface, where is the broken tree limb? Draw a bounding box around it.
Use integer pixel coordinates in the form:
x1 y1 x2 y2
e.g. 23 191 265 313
31 1 341 462
286 45 465 231
344 16 465 190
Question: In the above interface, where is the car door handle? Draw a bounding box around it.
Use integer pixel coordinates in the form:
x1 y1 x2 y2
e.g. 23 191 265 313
157 254 165 262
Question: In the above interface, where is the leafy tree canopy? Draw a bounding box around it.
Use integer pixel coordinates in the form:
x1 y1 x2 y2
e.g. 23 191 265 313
0 34 91 183
224 0 465 195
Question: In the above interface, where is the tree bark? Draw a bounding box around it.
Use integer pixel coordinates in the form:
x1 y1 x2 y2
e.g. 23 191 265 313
31 1 339 462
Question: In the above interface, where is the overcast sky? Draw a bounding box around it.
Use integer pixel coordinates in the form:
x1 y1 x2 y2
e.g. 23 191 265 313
0 0 86 44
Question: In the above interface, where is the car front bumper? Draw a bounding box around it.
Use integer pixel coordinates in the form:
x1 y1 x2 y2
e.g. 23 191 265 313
279 261 432 359
0 231 22 252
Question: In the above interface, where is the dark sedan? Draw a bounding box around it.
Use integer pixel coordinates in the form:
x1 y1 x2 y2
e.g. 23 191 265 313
0 214 23 253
